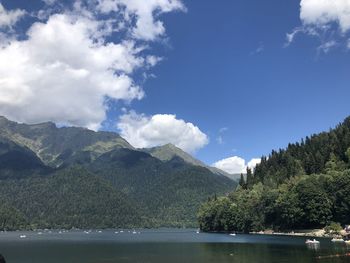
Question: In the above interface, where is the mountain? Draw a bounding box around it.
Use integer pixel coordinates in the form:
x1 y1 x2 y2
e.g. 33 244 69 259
0 137 49 179
0 116 133 167
0 116 236 230
0 167 144 229
198 116 350 233
144 143 235 180
89 148 235 226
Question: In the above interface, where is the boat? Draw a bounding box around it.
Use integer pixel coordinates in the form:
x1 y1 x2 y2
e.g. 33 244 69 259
305 239 320 244
132 230 137 234
331 238 344 242
19 235 26 239
229 233 236 236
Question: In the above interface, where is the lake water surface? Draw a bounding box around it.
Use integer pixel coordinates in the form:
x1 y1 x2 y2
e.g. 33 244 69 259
0 229 349 263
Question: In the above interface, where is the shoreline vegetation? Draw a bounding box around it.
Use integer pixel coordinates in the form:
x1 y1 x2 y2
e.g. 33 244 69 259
250 229 347 238
198 117 350 235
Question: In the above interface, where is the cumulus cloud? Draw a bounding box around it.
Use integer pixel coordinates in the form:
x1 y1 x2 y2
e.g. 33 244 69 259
0 14 146 130
300 0 350 32
287 0 350 49
0 1 183 130
212 156 261 174
117 111 209 153
97 0 185 41
0 3 25 28
247 158 261 170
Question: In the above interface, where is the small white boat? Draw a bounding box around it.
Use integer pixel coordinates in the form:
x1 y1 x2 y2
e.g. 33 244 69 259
115 231 119 234
196 231 200 234
305 239 320 244
331 238 344 242
19 235 26 239
37 232 43 235
132 230 137 234
229 233 236 236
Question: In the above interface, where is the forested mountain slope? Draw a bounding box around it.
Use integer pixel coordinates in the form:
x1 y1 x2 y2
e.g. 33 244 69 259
198 117 350 232
0 116 236 230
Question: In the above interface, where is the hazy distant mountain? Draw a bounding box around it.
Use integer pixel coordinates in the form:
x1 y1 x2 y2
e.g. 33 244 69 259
143 143 236 180
0 116 236 230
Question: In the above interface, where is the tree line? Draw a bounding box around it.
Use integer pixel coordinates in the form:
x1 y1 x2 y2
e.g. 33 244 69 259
198 117 350 232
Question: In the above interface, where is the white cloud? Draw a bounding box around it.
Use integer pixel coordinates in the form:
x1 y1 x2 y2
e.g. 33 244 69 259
247 158 261 170
97 0 185 41
212 156 261 174
0 14 146 130
42 0 57 5
117 111 209 153
212 156 246 174
0 1 182 130
0 3 25 28
285 26 319 47
216 127 228 145
300 0 350 32
287 0 350 49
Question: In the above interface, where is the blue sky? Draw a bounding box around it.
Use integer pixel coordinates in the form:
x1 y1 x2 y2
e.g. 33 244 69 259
0 0 349 173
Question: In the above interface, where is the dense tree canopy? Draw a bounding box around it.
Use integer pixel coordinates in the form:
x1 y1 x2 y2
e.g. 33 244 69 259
198 117 350 232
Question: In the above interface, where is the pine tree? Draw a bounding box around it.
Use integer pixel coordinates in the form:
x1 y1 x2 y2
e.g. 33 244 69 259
239 173 246 189
246 167 253 187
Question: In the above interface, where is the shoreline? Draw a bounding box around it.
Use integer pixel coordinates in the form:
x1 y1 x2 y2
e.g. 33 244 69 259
250 229 349 238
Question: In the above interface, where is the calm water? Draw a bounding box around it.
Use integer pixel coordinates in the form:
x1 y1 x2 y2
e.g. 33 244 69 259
0 229 349 263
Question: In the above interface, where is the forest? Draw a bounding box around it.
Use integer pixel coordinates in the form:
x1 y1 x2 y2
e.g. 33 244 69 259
198 117 350 232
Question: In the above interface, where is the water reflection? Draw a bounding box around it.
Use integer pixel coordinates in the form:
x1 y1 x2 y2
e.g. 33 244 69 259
306 242 320 251
0 230 350 263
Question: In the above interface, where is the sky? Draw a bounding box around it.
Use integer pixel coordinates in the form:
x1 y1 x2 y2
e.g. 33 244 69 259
0 0 349 174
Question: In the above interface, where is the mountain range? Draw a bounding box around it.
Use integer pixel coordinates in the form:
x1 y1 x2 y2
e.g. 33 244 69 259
0 116 236 230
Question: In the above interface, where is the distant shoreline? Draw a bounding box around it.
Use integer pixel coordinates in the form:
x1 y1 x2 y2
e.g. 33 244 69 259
203 229 348 238
249 229 348 238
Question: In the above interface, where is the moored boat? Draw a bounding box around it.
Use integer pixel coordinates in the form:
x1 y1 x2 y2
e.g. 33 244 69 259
305 239 320 244
331 238 344 242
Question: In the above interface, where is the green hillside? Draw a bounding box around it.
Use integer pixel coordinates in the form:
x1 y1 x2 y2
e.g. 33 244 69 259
0 116 236 230
90 148 235 227
0 167 144 230
198 117 350 232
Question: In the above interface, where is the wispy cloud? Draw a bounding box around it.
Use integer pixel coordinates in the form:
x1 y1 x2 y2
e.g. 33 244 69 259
250 42 264 55
216 127 229 145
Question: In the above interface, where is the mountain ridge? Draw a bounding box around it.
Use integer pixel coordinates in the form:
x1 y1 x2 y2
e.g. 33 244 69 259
0 116 236 230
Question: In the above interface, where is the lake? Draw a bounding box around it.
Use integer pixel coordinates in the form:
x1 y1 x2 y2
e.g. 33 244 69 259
0 229 349 263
